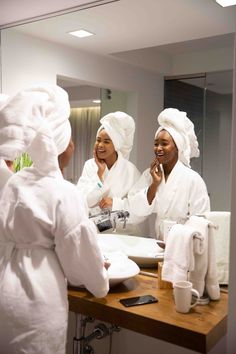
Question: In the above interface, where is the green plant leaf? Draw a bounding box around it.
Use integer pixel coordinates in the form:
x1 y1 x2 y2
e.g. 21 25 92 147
13 153 32 172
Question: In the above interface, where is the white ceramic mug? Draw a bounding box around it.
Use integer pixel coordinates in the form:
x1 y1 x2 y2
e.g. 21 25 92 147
173 280 200 313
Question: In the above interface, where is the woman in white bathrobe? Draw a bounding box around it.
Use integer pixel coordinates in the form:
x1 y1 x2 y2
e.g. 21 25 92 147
0 84 109 354
128 108 210 240
77 111 141 234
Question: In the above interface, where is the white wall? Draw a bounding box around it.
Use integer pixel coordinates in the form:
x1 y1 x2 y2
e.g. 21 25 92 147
1 29 163 173
172 46 234 76
112 45 234 77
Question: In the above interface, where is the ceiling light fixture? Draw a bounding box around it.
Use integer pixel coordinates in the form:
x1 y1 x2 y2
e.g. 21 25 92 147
69 29 94 38
215 0 236 6
92 99 101 104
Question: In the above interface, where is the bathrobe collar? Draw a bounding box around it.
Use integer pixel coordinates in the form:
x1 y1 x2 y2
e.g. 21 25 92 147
157 160 184 216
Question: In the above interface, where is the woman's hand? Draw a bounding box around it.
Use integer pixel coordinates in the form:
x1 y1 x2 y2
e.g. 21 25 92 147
99 197 113 209
150 158 163 186
94 149 106 180
147 158 163 205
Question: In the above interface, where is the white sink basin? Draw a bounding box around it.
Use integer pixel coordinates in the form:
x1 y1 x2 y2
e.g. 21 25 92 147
104 252 140 287
98 233 164 268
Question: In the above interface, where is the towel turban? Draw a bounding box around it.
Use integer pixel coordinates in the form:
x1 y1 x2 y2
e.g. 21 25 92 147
0 84 71 174
97 111 135 159
155 108 199 167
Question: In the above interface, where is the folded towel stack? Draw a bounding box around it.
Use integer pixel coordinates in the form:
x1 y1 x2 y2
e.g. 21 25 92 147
162 215 220 300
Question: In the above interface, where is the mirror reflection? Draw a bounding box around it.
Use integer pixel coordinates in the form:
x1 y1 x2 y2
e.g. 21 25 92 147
0 1 234 215
0 3 234 353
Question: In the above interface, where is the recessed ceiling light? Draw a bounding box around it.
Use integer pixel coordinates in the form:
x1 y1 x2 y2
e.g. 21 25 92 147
69 29 94 38
92 99 101 103
215 0 236 6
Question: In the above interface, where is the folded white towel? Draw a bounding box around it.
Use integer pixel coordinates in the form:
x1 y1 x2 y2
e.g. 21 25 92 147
162 223 202 284
205 222 221 300
204 211 230 285
187 216 220 300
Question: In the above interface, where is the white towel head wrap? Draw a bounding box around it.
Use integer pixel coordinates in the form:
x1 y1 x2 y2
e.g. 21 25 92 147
0 84 71 174
97 111 135 159
155 108 199 167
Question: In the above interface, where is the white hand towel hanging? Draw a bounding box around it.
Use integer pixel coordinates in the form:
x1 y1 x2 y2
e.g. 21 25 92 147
162 223 203 284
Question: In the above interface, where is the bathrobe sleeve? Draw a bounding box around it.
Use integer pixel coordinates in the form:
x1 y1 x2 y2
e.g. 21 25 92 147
111 162 141 211
77 159 108 208
78 156 141 219
187 171 210 215
128 168 156 217
54 184 109 298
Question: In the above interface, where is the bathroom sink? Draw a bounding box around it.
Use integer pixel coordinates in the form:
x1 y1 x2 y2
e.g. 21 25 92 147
104 252 140 287
98 234 164 267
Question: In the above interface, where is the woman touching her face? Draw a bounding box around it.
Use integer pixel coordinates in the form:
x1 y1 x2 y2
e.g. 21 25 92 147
147 129 179 205
94 129 117 179
93 129 118 210
77 111 141 234
128 108 210 240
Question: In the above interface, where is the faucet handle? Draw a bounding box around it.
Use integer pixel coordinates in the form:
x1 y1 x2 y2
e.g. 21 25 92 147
116 210 129 219
114 210 129 229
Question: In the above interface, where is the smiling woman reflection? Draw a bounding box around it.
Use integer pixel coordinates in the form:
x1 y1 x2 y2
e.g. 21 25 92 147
128 108 210 240
77 111 141 234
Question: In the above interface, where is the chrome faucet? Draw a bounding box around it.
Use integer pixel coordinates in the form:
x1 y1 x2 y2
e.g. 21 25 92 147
89 210 130 232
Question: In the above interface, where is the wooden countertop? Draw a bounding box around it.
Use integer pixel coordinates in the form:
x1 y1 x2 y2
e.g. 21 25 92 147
68 271 228 354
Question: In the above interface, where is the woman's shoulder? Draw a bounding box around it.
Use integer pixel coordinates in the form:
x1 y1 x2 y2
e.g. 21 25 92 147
184 165 202 178
79 158 97 176
125 159 139 170
51 178 86 208
83 158 96 167
121 160 141 180
179 163 206 184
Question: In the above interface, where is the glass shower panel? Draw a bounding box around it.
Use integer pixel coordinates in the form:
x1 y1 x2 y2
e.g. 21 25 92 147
204 71 232 211
164 75 206 175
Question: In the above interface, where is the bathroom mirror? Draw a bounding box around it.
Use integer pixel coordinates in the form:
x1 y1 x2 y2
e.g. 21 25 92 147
0 0 235 212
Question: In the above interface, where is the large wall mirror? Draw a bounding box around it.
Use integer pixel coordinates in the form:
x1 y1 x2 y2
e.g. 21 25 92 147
0 0 235 215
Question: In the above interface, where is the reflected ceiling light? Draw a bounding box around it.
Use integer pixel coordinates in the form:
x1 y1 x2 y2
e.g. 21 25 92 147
69 29 94 38
215 0 236 6
92 99 101 103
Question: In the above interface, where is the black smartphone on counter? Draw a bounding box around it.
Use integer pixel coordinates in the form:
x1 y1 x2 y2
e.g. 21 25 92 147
119 295 158 307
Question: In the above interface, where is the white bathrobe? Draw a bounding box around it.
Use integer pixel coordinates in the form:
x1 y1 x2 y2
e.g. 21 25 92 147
77 152 141 233
0 167 109 354
128 160 210 239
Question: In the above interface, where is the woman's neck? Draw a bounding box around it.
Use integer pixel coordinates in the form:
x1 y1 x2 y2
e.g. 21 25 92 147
163 159 178 181
105 152 118 169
